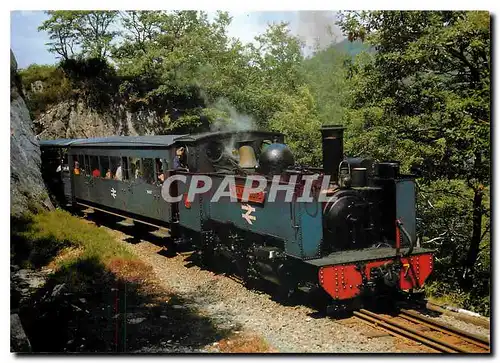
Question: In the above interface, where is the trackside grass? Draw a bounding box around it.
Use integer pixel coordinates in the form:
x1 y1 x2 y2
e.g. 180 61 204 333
10 210 239 352
11 209 133 270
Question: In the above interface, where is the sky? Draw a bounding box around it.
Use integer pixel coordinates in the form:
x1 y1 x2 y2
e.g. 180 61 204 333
10 10 342 69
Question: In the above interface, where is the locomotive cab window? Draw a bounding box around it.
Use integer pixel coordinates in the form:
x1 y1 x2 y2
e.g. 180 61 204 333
206 141 224 163
155 158 168 183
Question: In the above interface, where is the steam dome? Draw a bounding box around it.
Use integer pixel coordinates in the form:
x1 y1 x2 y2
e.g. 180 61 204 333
259 143 295 175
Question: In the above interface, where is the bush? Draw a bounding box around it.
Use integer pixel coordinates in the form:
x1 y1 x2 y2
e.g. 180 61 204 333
19 64 73 119
60 57 120 111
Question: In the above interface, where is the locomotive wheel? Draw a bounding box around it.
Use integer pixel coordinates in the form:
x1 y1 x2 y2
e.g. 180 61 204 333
199 247 216 269
276 286 295 302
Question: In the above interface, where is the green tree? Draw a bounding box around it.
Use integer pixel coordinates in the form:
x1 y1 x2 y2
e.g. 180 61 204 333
38 11 81 60
251 22 305 93
302 45 351 126
338 11 490 295
35 10 321 143
112 13 311 132
39 11 118 60
269 86 322 166
113 11 221 111
74 11 119 59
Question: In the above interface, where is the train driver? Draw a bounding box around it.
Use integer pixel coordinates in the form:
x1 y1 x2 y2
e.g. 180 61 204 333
173 147 186 169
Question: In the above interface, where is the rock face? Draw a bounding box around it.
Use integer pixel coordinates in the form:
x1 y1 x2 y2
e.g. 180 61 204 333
11 313 31 352
36 100 167 139
10 50 53 216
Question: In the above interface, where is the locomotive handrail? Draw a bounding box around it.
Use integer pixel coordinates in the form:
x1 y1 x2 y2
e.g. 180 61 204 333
289 203 300 230
396 220 415 257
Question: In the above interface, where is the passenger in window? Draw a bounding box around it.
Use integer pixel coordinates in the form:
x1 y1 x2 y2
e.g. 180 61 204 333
105 169 113 179
74 161 80 175
56 158 69 173
155 159 164 183
92 167 100 177
134 160 141 179
157 167 165 183
115 162 123 181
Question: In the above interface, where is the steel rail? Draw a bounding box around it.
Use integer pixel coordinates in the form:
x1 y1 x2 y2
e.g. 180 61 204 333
399 309 490 351
353 310 456 353
355 309 484 353
398 300 490 329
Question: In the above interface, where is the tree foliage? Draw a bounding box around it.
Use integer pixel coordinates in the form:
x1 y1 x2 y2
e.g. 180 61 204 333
39 11 119 60
338 11 490 312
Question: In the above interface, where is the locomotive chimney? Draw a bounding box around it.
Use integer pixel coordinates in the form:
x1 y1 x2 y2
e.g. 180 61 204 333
320 125 345 183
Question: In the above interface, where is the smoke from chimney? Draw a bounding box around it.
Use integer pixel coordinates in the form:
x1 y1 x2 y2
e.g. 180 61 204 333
255 11 344 56
294 11 343 55
209 98 256 132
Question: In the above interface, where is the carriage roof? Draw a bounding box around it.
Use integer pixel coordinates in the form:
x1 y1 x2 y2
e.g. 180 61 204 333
39 138 85 147
40 130 284 149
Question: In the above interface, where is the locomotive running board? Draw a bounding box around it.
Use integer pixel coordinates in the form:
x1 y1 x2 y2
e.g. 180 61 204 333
304 247 434 267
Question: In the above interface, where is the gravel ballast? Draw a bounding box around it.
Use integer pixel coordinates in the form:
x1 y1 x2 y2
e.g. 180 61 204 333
98 222 489 353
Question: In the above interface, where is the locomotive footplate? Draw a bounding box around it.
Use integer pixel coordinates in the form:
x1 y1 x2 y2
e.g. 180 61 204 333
305 247 434 301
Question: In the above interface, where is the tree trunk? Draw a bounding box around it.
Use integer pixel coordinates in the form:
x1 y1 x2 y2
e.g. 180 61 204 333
461 186 484 290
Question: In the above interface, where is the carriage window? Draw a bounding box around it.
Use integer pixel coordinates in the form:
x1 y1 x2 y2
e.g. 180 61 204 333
78 154 87 175
84 155 90 175
121 157 129 181
130 157 141 180
90 156 100 177
110 156 122 181
142 158 155 184
155 158 164 183
100 156 111 179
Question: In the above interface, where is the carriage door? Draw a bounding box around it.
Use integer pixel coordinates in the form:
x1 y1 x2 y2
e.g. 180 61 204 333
70 153 88 202
61 149 72 202
154 157 171 222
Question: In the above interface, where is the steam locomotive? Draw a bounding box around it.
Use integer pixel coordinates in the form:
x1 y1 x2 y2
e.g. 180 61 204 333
40 126 433 311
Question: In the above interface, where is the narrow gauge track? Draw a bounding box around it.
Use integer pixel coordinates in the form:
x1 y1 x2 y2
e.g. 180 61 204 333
354 308 490 353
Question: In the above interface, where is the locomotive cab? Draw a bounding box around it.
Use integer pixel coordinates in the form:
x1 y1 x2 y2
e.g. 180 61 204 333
320 125 417 253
